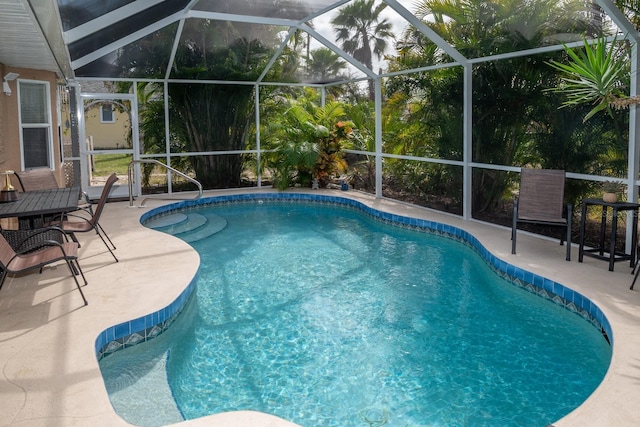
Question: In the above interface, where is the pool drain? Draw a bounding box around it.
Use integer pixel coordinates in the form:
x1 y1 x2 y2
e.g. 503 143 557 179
359 407 389 427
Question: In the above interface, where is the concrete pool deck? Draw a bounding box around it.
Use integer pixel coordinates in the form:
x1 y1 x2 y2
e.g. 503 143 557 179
0 188 639 427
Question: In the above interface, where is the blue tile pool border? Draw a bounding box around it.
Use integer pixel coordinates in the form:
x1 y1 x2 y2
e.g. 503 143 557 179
95 272 198 360
96 192 611 360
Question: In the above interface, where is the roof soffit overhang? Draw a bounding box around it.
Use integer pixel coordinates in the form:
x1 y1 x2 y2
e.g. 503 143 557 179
0 0 69 79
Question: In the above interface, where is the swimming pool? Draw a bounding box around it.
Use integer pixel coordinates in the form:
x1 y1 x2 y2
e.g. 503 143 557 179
97 193 611 427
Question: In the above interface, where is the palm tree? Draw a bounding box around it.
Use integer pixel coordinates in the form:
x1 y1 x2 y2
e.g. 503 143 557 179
614 0 640 28
331 0 394 100
307 47 348 83
388 0 605 215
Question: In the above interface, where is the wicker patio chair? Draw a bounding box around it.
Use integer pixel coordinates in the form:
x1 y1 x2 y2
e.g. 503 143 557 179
51 173 119 263
511 168 572 261
0 227 88 305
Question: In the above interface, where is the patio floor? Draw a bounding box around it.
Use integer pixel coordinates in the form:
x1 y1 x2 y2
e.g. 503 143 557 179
1 188 639 427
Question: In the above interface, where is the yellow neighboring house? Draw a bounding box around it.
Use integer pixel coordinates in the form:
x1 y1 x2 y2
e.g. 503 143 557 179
84 99 131 150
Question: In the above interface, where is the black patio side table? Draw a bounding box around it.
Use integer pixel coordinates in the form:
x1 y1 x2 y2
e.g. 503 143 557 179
578 198 640 271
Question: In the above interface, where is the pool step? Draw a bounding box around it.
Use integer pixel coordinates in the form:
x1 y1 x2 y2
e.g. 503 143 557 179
143 212 187 229
177 213 227 243
147 212 227 243
105 350 183 426
149 213 207 235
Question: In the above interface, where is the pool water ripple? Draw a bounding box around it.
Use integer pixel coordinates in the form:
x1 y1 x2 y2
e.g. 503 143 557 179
101 201 611 427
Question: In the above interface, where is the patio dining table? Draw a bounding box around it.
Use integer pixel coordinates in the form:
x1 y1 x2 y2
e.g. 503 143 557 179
0 187 80 250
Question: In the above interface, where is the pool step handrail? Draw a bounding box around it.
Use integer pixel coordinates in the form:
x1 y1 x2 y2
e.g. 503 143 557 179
127 160 203 208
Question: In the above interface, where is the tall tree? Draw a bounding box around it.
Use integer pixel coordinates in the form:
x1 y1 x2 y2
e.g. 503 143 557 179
331 0 394 100
614 0 640 28
169 37 272 188
388 0 607 216
117 19 281 188
307 47 348 83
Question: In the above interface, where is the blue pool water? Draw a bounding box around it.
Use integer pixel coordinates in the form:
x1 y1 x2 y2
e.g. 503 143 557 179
100 199 611 427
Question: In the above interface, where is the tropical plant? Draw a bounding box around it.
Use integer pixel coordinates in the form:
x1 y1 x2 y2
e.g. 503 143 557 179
137 91 192 188
117 21 279 189
314 121 353 186
386 0 605 215
602 180 624 193
307 47 348 82
331 0 394 100
614 0 640 29
546 37 630 122
342 102 377 191
265 100 353 190
546 36 632 180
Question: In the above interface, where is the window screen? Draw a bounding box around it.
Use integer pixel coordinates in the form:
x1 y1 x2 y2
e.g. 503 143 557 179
101 104 115 123
19 81 52 169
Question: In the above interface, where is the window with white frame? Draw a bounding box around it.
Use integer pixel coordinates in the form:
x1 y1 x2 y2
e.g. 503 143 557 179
100 103 115 123
18 80 53 169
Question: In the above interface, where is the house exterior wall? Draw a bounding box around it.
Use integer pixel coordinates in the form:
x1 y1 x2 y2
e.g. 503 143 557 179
84 104 130 150
0 64 63 190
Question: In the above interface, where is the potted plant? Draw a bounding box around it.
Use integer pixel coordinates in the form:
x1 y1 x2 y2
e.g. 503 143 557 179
602 181 622 203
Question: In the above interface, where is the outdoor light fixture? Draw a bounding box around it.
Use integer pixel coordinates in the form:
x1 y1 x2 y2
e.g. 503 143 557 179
3 72 19 96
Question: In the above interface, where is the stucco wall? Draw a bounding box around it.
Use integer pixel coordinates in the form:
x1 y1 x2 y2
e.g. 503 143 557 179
0 64 63 189
85 105 130 150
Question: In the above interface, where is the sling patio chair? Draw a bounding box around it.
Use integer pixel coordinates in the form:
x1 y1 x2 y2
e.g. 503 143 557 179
0 227 88 306
632 243 640 290
511 168 572 261
50 173 119 263
15 168 59 191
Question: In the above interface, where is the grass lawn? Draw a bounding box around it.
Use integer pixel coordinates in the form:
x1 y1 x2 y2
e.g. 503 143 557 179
92 153 132 176
91 154 191 187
